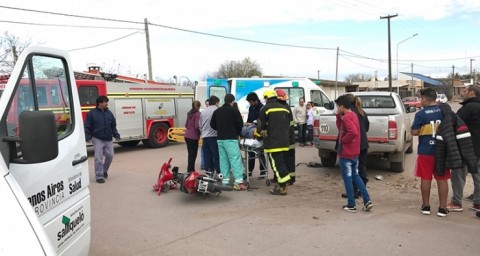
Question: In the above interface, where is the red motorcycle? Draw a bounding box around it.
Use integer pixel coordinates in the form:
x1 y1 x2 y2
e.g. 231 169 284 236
153 158 233 196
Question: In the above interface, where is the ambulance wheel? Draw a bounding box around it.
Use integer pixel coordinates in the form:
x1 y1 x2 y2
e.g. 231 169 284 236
144 123 169 148
118 140 140 147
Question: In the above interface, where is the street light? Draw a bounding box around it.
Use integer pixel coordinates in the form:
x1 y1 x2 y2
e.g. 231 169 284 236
470 59 475 84
396 33 418 95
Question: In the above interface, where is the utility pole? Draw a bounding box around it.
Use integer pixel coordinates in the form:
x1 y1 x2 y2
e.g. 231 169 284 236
144 18 153 82
335 47 339 99
317 70 320 80
410 63 414 96
380 14 398 92
452 65 455 96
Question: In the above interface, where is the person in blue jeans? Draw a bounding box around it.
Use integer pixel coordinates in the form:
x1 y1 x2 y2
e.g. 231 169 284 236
335 95 373 213
199 96 220 175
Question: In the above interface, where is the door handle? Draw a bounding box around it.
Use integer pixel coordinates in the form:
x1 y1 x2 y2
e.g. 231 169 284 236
72 155 88 166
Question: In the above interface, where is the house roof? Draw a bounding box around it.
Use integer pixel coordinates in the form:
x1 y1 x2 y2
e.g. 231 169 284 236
400 72 443 86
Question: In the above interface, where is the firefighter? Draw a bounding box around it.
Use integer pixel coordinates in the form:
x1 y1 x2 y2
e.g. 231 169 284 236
275 89 296 185
255 89 291 195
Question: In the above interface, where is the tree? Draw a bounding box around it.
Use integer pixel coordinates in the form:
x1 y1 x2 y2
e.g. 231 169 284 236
210 57 262 78
1 31 32 74
344 73 372 83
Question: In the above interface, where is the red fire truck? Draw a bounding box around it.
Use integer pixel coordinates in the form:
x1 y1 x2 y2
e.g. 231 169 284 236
1 73 194 148
76 79 194 148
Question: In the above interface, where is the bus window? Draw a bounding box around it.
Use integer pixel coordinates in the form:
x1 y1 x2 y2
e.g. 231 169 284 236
276 87 304 107
310 90 325 107
209 86 226 105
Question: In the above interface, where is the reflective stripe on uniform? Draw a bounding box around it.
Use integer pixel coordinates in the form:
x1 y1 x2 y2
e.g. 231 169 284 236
264 147 289 153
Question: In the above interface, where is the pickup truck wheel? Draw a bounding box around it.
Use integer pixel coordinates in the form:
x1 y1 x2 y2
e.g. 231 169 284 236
320 152 337 167
390 162 404 172
118 140 140 147
143 123 169 148
405 143 413 154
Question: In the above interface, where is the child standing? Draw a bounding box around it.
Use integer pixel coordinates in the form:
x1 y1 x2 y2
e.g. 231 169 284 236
335 95 373 213
306 101 315 146
411 88 450 217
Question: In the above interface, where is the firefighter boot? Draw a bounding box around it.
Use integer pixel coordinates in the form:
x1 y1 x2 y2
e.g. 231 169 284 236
270 184 287 196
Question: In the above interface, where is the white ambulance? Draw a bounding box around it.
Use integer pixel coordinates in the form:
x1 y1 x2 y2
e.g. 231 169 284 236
0 47 90 255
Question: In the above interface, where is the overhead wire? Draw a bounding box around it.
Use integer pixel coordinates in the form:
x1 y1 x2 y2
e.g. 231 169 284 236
0 4 478 75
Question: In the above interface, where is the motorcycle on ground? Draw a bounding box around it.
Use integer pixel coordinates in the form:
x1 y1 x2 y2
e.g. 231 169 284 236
153 158 233 196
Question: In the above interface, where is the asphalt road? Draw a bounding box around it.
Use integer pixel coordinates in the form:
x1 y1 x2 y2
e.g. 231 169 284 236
88 101 479 256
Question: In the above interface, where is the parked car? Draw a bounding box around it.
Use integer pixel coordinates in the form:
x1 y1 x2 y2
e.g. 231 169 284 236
436 93 448 103
402 96 422 109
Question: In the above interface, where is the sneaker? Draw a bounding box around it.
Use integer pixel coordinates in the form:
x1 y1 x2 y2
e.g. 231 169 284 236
257 171 267 180
362 201 373 211
437 207 449 217
469 204 480 211
343 205 357 213
420 205 431 215
464 194 474 201
233 183 248 191
103 172 108 179
446 201 463 212
269 185 287 196
96 178 105 184
341 192 360 199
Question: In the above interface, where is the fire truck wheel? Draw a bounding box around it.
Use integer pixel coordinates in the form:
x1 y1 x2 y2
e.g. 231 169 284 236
144 123 169 148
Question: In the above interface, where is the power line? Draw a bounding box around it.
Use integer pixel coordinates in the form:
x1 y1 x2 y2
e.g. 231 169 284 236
2 5 479 73
68 32 142 51
0 20 142 30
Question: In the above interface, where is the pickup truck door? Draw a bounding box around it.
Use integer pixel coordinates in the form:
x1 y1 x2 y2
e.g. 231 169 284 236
0 47 91 255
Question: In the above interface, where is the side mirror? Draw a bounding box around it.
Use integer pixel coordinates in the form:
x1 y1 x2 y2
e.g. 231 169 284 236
17 111 58 163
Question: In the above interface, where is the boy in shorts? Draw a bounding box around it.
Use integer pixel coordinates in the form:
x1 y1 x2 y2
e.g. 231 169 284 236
411 88 450 217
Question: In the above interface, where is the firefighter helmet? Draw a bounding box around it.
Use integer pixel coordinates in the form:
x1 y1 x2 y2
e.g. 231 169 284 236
275 89 288 101
263 89 277 99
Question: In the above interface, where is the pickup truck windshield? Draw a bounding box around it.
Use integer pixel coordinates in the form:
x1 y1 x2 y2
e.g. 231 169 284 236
357 96 396 108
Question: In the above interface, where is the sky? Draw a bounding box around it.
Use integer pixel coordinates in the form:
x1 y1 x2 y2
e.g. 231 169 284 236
2 0 480 83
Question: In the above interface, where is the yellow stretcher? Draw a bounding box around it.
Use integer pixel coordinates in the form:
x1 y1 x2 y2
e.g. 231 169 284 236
168 127 202 144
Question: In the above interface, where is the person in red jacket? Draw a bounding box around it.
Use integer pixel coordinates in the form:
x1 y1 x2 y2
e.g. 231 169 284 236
335 95 373 213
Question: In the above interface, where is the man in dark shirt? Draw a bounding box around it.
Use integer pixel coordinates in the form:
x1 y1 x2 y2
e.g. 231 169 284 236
84 96 120 183
246 92 267 179
210 94 246 190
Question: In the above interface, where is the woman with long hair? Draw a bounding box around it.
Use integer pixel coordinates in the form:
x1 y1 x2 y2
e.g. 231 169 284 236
341 94 370 199
185 100 201 172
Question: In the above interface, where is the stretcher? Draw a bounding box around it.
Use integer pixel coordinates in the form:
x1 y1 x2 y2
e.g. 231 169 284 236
240 138 271 187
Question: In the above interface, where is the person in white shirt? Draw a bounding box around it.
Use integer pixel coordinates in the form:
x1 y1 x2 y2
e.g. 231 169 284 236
293 97 307 147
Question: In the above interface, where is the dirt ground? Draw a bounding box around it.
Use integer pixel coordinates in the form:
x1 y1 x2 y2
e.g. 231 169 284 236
89 144 479 256
88 102 479 256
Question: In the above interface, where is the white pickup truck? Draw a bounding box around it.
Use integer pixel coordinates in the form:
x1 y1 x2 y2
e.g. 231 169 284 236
313 91 414 172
